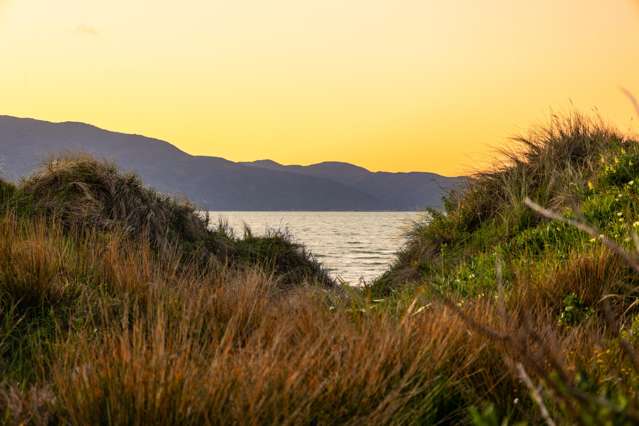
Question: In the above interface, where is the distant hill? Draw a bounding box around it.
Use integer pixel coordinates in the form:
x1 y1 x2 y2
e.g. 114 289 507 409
0 115 464 210
241 160 461 210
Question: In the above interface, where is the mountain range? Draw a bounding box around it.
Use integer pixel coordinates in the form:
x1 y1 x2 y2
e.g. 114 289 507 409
0 115 464 210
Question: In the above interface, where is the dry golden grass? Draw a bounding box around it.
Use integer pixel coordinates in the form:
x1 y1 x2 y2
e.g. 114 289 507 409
6 155 333 288
0 206 634 424
509 246 630 318
0 212 529 424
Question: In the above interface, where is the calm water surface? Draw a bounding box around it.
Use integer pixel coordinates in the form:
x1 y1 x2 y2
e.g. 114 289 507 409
209 212 421 284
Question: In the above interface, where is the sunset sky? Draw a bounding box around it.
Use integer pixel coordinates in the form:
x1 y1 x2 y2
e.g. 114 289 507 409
2 0 639 176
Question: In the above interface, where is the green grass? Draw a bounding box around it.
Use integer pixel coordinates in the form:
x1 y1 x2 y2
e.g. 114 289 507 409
368 113 639 423
374 114 636 295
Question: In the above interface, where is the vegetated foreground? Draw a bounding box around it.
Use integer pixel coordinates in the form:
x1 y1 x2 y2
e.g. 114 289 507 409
2 114 639 424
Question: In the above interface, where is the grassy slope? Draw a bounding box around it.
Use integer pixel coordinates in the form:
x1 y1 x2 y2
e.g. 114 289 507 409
377 114 639 297
3 117 639 424
1 156 332 288
0 165 509 425
370 114 639 423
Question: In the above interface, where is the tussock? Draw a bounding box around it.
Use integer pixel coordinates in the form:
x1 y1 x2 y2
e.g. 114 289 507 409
6 155 333 288
19 155 217 252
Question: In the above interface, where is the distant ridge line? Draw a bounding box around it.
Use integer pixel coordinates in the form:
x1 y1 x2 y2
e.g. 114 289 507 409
0 115 465 211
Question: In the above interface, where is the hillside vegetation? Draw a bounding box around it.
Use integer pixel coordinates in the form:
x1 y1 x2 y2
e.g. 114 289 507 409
371 114 639 422
1 156 332 288
378 114 638 294
2 115 639 424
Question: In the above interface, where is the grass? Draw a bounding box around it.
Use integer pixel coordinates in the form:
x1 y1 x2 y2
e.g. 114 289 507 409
0 213 518 425
3 114 639 424
375 114 633 294
369 113 639 423
2 155 332 288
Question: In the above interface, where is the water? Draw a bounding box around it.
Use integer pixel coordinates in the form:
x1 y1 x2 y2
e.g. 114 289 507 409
209 211 420 285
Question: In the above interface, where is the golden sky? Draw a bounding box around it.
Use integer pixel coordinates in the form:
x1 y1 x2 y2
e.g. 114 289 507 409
2 0 639 175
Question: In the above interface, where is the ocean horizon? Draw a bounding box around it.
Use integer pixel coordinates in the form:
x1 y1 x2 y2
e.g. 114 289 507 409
208 211 422 284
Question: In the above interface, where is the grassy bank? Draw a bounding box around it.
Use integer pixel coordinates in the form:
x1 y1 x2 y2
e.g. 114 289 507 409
372 114 639 423
3 116 639 424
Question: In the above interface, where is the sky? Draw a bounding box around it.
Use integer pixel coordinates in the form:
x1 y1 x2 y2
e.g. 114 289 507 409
1 0 639 176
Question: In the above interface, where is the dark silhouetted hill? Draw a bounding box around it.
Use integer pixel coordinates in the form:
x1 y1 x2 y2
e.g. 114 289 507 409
242 160 462 210
0 115 463 210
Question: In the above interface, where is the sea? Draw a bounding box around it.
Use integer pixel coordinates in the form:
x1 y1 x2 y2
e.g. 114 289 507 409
208 211 422 285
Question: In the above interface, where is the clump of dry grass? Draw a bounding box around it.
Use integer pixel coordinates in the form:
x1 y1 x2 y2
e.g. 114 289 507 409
0 215 73 311
52 296 521 424
17 155 216 252
509 245 631 319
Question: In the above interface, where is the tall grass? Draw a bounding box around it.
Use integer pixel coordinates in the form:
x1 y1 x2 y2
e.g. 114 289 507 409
369 112 639 423
0 212 520 425
0 207 630 424
4 155 333 288
376 113 631 293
